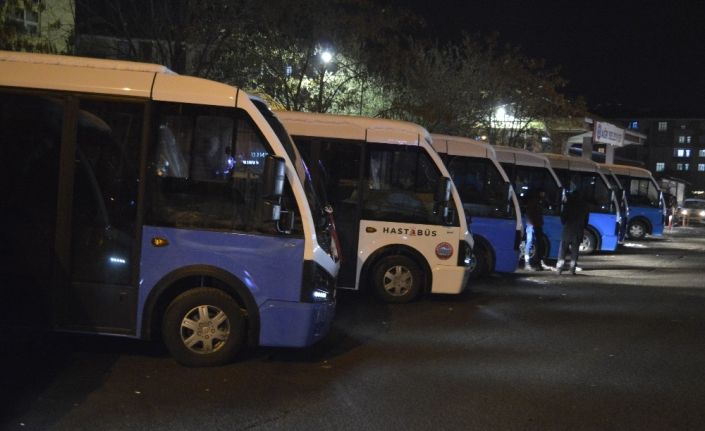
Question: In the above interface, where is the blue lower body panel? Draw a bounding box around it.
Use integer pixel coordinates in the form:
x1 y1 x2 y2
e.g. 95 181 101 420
629 207 665 237
138 226 337 348
470 217 520 273
589 213 618 252
543 216 562 259
259 299 336 347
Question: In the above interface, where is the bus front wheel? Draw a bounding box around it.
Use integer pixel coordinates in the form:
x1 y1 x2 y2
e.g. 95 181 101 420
162 287 245 367
371 255 423 303
628 220 647 240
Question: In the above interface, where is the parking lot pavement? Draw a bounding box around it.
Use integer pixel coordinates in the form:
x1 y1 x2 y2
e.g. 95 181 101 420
2 227 705 431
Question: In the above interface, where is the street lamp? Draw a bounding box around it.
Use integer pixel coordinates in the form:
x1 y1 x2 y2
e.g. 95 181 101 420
317 49 333 112
320 50 333 64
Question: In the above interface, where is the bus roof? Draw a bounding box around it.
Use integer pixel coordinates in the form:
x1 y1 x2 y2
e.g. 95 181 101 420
275 110 430 147
542 153 601 173
597 165 624 190
493 146 551 168
0 50 174 74
430 134 497 160
602 163 654 179
0 50 243 107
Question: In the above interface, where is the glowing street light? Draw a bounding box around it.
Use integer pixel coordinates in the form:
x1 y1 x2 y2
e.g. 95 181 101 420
320 50 333 64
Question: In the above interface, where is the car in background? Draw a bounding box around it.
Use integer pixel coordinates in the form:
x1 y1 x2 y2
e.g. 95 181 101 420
676 198 705 225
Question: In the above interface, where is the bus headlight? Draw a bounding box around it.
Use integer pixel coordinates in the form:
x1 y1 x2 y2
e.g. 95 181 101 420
300 261 336 303
681 209 689 215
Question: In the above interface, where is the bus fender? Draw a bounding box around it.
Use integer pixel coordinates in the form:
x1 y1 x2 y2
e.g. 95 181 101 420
141 265 260 347
359 244 432 293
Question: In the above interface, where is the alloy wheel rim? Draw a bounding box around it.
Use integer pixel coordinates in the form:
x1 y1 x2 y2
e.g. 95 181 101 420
180 305 230 354
383 265 413 296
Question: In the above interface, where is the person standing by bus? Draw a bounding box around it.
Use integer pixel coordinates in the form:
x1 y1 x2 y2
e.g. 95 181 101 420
556 190 590 275
524 188 544 271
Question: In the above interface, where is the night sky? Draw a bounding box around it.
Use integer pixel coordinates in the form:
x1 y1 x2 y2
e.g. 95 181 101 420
394 0 705 117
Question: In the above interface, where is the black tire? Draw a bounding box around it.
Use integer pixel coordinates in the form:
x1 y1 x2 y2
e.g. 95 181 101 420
579 229 597 254
371 255 423 303
628 219 647 240
468 244 488 279
162 287 245 367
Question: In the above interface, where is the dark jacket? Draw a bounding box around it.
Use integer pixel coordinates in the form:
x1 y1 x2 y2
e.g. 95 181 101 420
561 191 589 232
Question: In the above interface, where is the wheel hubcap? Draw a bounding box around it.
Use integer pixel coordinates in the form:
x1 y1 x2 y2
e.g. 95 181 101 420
383 265 413 297
630 223 645 237
180 305 230 354
580 235 591 252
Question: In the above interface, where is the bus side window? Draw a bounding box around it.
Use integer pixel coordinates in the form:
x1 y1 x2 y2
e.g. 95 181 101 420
363 145 446 225
147 103 301 235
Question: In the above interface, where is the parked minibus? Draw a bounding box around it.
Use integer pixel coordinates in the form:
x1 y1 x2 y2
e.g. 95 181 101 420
431 135 522 277
543 154 620 253
602 164 665 239
277 111 473 303
493 146 563 261
0 51 339 366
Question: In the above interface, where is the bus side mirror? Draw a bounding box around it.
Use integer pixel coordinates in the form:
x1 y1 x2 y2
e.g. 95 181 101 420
435 177 454 224
263 155 286 222
435 177 452 205
263 155 286 199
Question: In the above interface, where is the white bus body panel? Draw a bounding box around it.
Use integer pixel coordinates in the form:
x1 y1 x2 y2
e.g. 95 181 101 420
356 221 468 294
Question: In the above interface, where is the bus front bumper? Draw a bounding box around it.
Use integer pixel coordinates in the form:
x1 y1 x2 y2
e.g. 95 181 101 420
258 299 336 347
430 264 471 294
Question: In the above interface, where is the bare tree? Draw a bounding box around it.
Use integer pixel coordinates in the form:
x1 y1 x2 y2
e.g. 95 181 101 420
75 0 250 76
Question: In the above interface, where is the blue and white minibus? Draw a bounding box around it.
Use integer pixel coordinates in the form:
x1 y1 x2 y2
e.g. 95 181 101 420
0 51 339 366
277 111 473 303
602 164 665 240
431 135 522 277
543 154 620 254
494 147 563 261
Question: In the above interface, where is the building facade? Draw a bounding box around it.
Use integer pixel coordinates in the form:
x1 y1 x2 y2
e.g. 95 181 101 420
622 118 705 197
2 0 74 53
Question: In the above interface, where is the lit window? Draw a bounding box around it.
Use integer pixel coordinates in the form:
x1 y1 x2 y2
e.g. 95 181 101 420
658 121 668 131
677 163 690 171
699 149 705 157
674 148 691 157
699 164 705 172
678 136 686 144
687 136 692 144
656 162 665 172
630 121 639 129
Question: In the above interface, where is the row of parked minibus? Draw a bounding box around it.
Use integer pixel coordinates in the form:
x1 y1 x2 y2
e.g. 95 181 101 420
0 51 665 366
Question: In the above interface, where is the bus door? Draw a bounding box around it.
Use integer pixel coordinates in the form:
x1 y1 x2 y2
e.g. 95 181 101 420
297 139 363 288
0 92 142 332
63 98 143 333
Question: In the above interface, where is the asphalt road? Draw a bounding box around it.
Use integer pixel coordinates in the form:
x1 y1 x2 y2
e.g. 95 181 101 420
2 226 705 431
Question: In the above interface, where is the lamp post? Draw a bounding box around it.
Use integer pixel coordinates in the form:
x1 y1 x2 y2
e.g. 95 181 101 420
317 50 333 113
